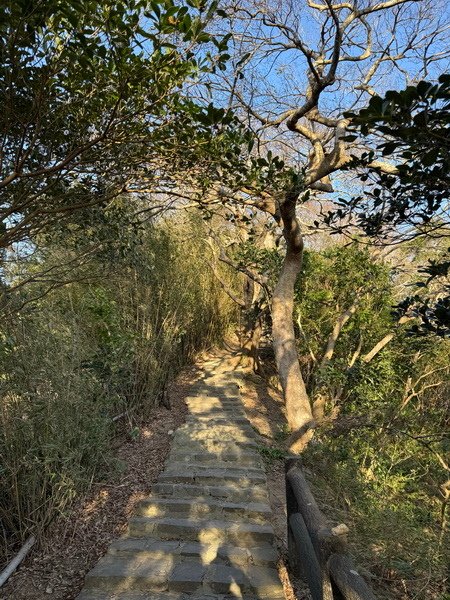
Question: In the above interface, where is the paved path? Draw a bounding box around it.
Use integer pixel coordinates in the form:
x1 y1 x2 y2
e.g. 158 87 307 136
77 358 285 600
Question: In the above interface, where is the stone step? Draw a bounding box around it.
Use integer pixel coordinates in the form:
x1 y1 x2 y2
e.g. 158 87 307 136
163 462 264 475
166 457 263 470
76 358 284 600
170 440 259 455
190 395 242 402
187 383 240 392
173 429 258 449
205 563 284 597
169 450 262 467
151 482 268 503
82 555 283 598
184 420 251 430
135 497 272 522
177 424 255 436
158 467 265 486
187 408 247 418
185 403 243 411
108 536 278 567
185 395 241 403
128 517 275 546
186 407 245 416
186 415 249 425
171 562 284 597
186 397 243 405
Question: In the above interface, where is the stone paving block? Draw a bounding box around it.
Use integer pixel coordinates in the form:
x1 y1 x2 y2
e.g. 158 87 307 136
205 564 285 597
248 545 279 567
168 561 206 592
84 554 173 592
109 536 180 556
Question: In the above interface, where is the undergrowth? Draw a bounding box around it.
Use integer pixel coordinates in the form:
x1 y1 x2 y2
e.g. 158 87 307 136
303 426 449 600
0 216 237 563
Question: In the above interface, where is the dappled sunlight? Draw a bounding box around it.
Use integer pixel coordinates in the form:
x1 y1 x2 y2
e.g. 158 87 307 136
141 428 154 439
75 359 284 599
81 490 110 520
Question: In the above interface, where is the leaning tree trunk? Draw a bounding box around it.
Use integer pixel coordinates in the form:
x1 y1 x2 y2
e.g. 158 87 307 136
272 192 314 452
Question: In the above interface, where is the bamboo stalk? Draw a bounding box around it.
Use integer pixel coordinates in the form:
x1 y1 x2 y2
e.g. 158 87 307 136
0 536 35 588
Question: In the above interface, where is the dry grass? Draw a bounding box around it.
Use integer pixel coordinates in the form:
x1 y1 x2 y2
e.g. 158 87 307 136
0 365 198 600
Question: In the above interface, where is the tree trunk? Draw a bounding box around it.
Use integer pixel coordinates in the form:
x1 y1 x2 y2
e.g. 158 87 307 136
272 192 314 452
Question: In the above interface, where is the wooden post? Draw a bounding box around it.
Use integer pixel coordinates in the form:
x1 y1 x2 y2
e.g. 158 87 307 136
328 554 377 600
285 461 340 600
289 512 326 600
284 460 377 600
286 464 345 561
285 458 302 576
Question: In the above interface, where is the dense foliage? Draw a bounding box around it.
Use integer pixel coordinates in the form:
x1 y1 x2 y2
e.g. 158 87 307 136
232 237 449 597
328 77 450 337
0 215 236 561
0 0 232 249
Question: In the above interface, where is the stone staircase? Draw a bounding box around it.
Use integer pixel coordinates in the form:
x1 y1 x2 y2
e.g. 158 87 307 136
77 359 285 600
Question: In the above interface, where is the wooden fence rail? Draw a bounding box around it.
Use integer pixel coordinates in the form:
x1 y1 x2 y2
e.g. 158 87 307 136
285 458 377 600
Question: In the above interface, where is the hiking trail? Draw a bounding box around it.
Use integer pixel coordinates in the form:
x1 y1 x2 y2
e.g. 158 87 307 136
76 356 285 600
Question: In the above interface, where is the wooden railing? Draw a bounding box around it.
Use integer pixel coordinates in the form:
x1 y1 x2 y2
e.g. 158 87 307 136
285 458 377 600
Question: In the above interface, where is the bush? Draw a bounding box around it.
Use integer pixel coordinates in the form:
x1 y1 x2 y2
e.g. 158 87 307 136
0 214 236 562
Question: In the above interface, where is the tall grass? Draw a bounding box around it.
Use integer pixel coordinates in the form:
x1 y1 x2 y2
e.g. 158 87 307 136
0 216 236 563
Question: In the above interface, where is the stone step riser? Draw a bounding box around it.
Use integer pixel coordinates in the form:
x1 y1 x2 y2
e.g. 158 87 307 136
176 428 256 437
182 417 251 425
128 518 275 547
106 549 277 570
167 457 263 469
171 438 258 448
185 413 247 420
128 524 274 548
151 483 268 503
168 454 262 467
186 405 243 412
158 474 265 487
163 467 265 478
78 589 283 600
161 465 265 476
108 538 278 568
174 432 256 443
135 500 271 523
186 410 246 418
186 415 249 422
185 396 241 403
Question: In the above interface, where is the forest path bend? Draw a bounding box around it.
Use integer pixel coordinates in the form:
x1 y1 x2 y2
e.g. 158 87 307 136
77 358 285 600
